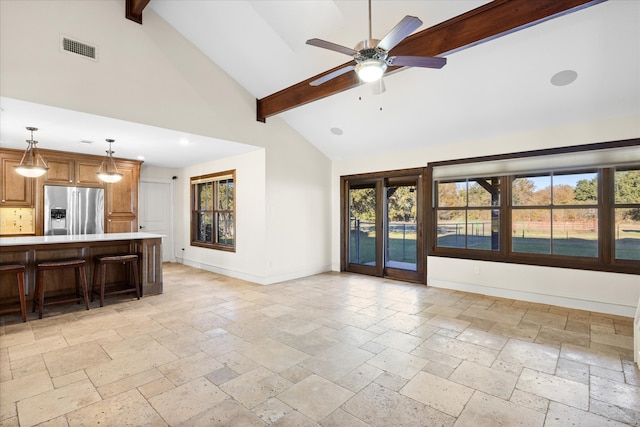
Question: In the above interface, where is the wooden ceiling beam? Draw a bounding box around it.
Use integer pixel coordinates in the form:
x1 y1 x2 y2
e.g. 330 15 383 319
256 0 606 122
126 0 151 24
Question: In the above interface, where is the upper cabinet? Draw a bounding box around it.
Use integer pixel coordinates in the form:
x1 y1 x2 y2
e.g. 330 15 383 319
105 160 141 233
44 153 103 187
0 150 34 207
0 148 142 235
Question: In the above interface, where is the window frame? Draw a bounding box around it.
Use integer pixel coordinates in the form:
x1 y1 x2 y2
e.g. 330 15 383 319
427 139 639 275
190 169 236 252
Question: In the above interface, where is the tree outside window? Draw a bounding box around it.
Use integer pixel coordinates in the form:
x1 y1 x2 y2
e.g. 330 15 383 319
191 170 235 251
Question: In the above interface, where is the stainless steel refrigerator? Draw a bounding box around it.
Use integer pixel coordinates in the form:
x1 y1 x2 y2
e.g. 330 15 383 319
44 185 105 235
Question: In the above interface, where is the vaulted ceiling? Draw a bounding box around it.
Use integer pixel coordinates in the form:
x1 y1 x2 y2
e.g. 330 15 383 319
1 0 638 166
144 0 640 161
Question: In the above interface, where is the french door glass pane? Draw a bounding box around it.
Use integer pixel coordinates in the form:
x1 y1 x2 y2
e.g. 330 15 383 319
349 187 376 266
386 184 417 270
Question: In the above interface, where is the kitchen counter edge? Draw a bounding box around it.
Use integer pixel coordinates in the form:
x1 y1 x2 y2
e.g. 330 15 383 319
0 232 165 247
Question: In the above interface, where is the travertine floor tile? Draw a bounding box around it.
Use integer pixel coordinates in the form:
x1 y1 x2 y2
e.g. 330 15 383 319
299 343 373 381
343 382 455 427
560 343 623 371
454 391 544 426
516 368 589 410
0 263 636 426
416 334 498 367
449 360 518 400
278 374 353 421
66 388 166 426
497 339 559 374
0 371 53 405
239 338 309 373
220 366 292 409
367 347 427 379
545 401 630 427
43 341 111 378
371 329 423 353
16 379 100 427
148 377 227 426
400 371 473 417
157 351 223 386
590 375 640 412
456 328 508 351
178 399 265 427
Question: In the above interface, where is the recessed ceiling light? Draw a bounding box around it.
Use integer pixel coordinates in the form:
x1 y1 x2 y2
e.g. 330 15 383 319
179 138 190 145
330 127 343 136
551 70 578 87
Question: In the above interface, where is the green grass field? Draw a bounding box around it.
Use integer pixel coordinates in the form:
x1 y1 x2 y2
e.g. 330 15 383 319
350 230 639 263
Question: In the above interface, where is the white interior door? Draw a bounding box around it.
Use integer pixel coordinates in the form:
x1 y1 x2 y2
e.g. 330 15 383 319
139 179 174 262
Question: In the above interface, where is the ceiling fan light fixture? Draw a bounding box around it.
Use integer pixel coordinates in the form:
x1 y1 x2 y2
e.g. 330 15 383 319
97 138 123 183
356 59 387 83
15 127 49 178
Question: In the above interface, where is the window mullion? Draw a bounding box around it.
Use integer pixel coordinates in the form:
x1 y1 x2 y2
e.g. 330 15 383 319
600 168 612 264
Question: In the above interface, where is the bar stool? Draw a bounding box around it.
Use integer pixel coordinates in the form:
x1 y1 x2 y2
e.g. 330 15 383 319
33 258 90 319
92 254 140 307
0 264 28 322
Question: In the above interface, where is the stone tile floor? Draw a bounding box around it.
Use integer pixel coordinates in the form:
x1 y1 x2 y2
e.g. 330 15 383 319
1 263 638 426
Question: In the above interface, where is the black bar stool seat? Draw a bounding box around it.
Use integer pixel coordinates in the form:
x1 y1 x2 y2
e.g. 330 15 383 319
0 264 28 322
33 258 90 319
92 254 140 307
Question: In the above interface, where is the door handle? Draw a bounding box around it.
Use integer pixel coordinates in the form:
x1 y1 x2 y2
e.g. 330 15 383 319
139 225 145 229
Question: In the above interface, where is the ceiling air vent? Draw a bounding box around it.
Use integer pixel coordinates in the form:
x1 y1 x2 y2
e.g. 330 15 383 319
61 36 97 61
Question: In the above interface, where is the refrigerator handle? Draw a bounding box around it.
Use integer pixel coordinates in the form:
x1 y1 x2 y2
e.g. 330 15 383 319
77 190 83 234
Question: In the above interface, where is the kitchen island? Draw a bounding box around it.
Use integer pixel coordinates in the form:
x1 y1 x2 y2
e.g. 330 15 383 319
0 233 163 305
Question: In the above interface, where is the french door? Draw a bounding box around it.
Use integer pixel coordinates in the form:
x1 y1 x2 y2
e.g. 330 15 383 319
342 169 425 283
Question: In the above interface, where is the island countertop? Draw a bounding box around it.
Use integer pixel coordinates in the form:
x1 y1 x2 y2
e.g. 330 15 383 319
0 232 165 246
0 232 164 302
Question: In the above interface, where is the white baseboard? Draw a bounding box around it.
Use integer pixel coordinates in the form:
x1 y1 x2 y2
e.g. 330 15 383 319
180 258 331 285
429 279 636 318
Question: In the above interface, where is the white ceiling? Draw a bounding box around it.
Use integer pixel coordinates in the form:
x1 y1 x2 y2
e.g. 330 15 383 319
1 0 638 167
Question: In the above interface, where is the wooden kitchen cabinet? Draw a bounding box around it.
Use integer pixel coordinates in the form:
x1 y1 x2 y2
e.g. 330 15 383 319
105 160 140 233
43 153 103 187
1 148 142 236
0 149 34 207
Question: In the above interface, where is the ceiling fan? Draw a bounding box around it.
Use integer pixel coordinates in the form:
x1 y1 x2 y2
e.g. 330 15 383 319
306 0 447 88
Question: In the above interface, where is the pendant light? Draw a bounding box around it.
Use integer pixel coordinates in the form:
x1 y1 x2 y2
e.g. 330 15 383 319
97 139 123 183
15 127 49 178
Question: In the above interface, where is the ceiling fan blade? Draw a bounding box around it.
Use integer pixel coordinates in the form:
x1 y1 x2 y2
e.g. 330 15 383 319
370 78 386 95
306 38 357 56
389 56 447 69
309 65 355 86
377 16 423 51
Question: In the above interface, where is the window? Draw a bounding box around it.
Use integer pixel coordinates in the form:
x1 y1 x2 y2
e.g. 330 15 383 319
191 170 235 251
511 171 598 257
428 140 639 274
614 166 640 261
436 177 500 251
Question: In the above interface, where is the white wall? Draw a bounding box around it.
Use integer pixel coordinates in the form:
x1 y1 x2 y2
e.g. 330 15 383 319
1 0 333 285
178 149 268 282
332 115 640 316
